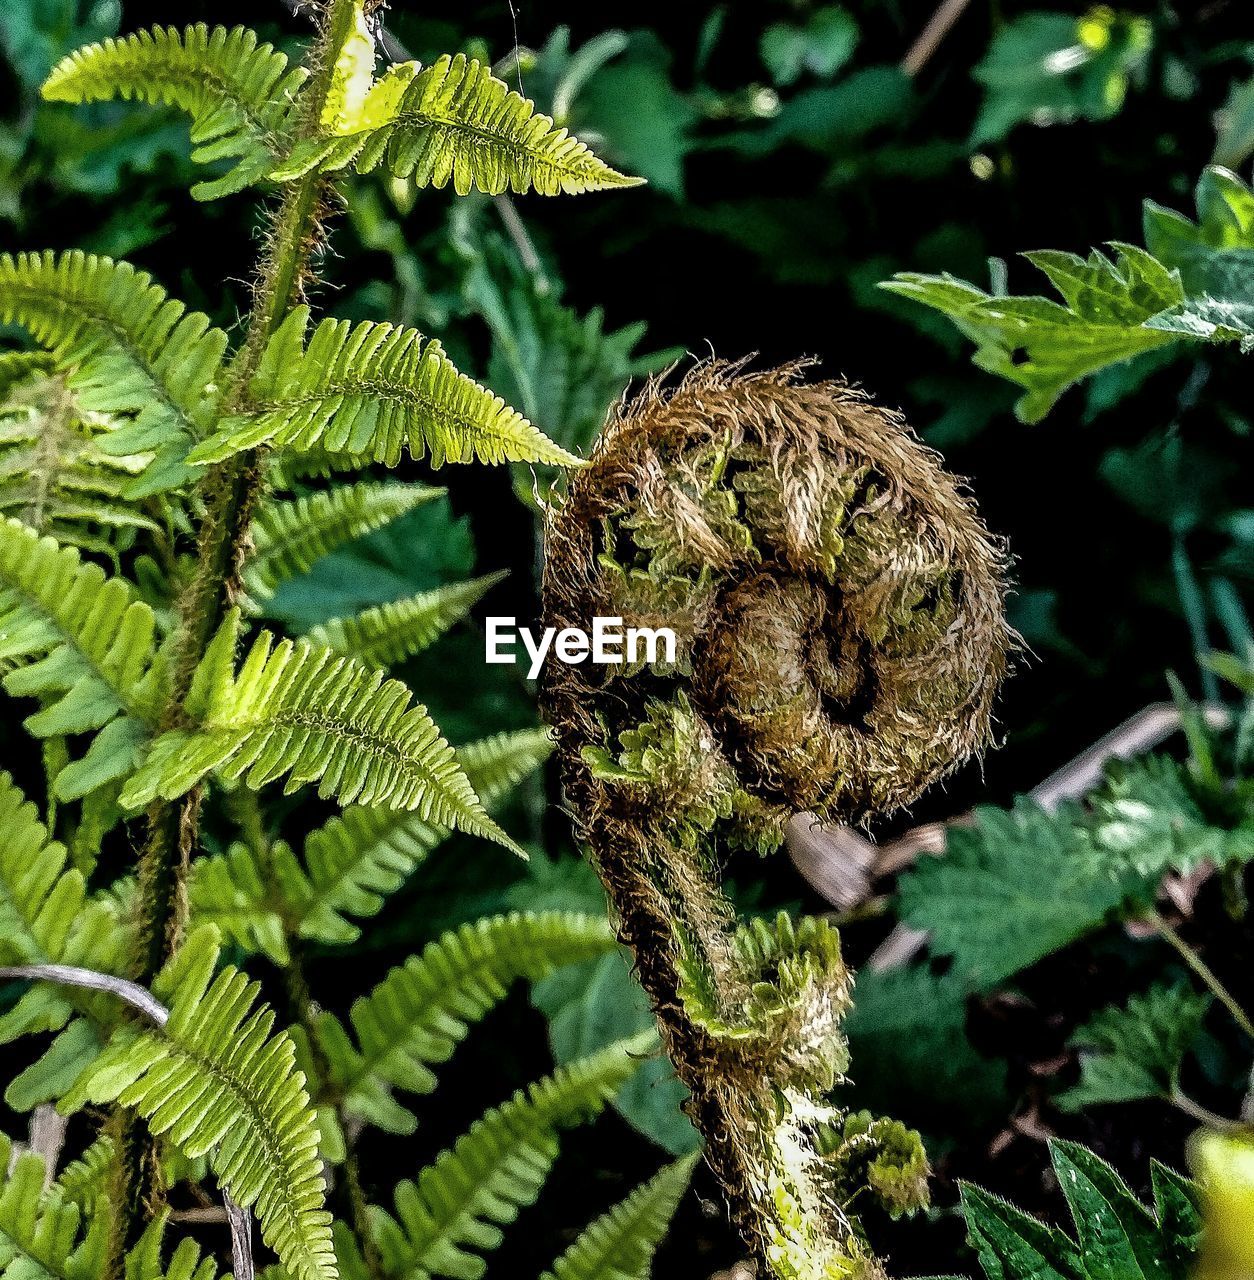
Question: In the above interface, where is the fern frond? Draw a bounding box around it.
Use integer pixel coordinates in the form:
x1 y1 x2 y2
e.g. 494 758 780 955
0 519 159 798
0 374 156 552
318 911 619 1132
368 1035 655 1279
187 840 300 965
60 926 336 1280
245 479 444 605
0 1133 110 1280
293 726 553 944
0 775 123 1100
54 1135 116 1213
187 728 553 957
0 352 55 397
42 25 307 200
188 308 580 470
272 53 641 196
539 1155 697 1280
0 252 228 494
305 572 506 668
120 620 521 854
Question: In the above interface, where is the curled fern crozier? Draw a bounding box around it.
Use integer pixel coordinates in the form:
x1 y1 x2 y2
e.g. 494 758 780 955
540 361 1010 1278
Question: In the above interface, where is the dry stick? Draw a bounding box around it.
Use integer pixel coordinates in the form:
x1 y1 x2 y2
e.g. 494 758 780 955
900 0 973 78
0 964 256 1280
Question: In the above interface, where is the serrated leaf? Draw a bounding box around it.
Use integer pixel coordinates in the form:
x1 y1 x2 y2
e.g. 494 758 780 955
897 801 1134 988
1058 983 1211 1111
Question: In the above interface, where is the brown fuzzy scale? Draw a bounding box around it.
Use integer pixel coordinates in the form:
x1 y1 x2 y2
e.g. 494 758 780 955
541 362 1010 1273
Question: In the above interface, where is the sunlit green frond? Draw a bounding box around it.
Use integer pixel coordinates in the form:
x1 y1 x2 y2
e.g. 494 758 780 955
121 620 521 854
0 777 123 1110
0 373 155 554
42 24 307 200
539 1156 697 1280
317 911 619 1133
368 1035 655 1279
0 519 159 798
188 308 580 470
305 572 506 667
273 53 641 196
0 252 228 494
291 726 553 945
0 775 123 1091
189 728 551 957
245 479 444 605
0 1132 110 1280
0 352 55 397
454 728 554 807
60 926 336 1280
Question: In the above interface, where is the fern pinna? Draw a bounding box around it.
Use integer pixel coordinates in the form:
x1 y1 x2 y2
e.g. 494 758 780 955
0 5 687 1280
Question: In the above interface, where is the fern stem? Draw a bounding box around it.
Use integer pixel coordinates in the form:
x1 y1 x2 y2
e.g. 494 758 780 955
592 834 763 1253
122 0 360 1258
1150 911 1254 1040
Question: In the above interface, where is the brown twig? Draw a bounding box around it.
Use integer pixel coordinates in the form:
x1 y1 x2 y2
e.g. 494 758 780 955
900 0 972 78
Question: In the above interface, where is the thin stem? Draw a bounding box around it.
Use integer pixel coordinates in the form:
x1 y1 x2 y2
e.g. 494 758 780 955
1169 1083 1240 1132
1149 910 1254 1040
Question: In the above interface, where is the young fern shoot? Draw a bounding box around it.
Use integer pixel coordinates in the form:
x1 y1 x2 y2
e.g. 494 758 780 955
0 5 674 1280
541 363 1012 1279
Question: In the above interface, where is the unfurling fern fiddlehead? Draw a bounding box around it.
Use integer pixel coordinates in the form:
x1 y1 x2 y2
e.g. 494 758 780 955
540 362 1011 1278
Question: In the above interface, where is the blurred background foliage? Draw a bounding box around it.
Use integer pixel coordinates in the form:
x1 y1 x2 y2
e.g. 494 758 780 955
4 1 1254 1276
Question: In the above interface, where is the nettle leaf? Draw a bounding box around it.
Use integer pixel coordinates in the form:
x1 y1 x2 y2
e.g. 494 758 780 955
245 479 445 606
843 965 1009 1132
0 251 228 493
189 307 580 470
41 24 307 199
884 246 1183 423
121 618 522 855
887 167 1254 421
896 801 1135 989
273 52 642 196
304 571 505 669
1058 982 1212 1111
538 1154 697 1280
60 926 335 1280
960 1142 1198 1280
970 10 1152 147
1088 755 1254 880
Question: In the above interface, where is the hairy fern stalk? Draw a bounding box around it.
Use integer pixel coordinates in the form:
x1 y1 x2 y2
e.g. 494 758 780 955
542 364 1011 1279
0 6 689 1280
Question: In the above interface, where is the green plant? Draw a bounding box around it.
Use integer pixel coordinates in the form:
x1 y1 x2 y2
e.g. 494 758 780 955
0 4 692 1280
541 363 1010 1278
